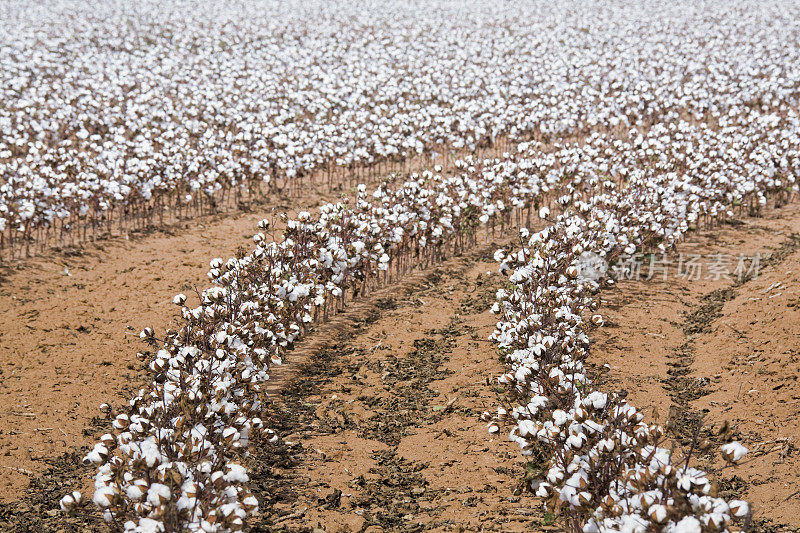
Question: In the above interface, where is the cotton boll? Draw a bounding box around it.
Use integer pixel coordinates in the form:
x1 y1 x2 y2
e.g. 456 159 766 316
83 443 108 465
126 483 146 501
59 491 83 512
136 518 166 533
146 483 171 507
242 493 259 512
224 463 249 483
729 500 749 517
671 516 702 533
720 441 748 463
92 486 116 508
648 504 667 523
99 433 116 448
552 409 569 426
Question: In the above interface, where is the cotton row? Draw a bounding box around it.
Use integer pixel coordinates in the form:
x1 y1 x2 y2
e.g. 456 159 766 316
3 0 800 250
485 114 800 530
64 154 561 531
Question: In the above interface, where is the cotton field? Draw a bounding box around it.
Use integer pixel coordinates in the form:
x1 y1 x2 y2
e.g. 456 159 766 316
1 1 799 532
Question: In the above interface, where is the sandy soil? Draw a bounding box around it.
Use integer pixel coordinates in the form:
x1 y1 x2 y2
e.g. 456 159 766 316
0 181 363 504
246 240 553 532
591 201 800 531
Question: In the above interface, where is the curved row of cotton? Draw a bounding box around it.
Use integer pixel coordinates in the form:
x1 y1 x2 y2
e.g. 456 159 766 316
60 106 800 531
486 111 800 531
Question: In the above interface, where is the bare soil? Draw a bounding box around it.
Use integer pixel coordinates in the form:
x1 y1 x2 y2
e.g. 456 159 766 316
591 201 800 531
0 182 364 504
245 242 554 532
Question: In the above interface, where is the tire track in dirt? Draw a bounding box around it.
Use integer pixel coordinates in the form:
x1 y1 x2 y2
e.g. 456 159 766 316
688 233 800 531
590 201 800 531
245 241 554 532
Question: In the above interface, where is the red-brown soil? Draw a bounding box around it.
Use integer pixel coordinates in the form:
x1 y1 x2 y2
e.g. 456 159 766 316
0 184 352 504
592 201 800 531
246 241 552 532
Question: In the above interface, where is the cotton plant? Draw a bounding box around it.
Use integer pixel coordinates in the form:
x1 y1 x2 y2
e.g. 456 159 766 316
56 102 800 529
3 0 800 256
31 2 800 526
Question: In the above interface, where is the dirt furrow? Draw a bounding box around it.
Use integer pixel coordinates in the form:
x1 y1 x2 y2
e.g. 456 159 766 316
0 172 415 504
591 201 800 530
245 245 551 532
0 228 546 531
